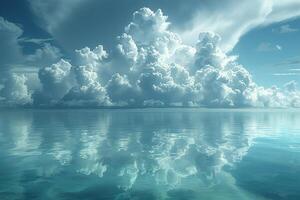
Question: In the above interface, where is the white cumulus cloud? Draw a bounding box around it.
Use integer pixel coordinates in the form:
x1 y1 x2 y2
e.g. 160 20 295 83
1 7 300 108
0 73 32 106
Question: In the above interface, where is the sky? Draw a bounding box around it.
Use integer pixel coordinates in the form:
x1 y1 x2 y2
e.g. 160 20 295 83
0 0 300 108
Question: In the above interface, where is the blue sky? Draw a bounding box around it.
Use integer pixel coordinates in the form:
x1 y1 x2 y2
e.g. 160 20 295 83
233 19 300 87
0 0 300 107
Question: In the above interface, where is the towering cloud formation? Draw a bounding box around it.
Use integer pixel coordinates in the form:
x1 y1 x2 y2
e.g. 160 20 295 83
0 8 299 108
0 73 32 105
36 59 74 104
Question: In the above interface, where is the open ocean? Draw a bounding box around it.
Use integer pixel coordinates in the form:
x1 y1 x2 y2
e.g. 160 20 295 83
0 109 299 200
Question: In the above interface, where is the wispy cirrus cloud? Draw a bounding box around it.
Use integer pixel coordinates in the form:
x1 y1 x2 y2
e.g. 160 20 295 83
274 24 299 33
290 68 300 71
273 56 300 68
272 72 300 76
18 37 54 45
272 57 300 76
272 67 300 76
27 0 300 52
257 42 282 52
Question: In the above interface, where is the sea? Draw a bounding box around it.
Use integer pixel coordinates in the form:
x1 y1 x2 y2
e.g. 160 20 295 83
0 109 299 200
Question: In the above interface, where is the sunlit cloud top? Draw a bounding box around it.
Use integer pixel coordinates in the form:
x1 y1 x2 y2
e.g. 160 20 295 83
0 1 300 108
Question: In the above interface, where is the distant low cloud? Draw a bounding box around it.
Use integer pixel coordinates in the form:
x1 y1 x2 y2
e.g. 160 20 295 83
1 8 300 108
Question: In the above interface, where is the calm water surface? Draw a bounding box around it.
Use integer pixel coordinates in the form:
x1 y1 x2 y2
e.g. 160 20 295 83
0 109 300 200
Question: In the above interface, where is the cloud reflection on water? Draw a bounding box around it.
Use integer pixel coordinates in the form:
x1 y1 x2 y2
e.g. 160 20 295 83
0 109 299 199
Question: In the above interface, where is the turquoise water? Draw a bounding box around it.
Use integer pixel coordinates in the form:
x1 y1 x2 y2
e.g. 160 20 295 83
0 109 300 200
